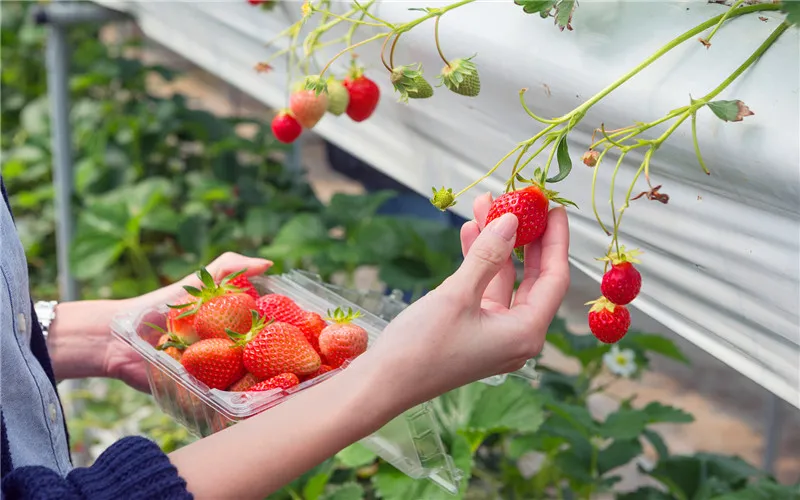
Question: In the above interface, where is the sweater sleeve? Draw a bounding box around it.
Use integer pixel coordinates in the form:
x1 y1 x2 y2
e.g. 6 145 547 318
1 436 192 500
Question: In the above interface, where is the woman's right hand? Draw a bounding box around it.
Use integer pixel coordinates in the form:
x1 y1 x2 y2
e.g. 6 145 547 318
355 193 571 413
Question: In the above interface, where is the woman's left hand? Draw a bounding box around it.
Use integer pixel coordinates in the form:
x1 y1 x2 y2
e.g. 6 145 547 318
49 253 271 392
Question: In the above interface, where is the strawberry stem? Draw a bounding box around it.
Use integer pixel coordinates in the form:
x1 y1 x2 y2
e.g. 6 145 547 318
433 16 450 68
389 32 401 70
380 33 393 71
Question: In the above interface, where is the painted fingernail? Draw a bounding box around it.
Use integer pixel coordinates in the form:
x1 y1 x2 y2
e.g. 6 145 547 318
487 213 518 242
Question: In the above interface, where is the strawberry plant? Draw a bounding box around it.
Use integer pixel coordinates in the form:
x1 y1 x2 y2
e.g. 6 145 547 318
255 0 798 343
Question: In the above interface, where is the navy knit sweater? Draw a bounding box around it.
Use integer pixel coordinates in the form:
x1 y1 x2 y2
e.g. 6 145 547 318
1 178 193 499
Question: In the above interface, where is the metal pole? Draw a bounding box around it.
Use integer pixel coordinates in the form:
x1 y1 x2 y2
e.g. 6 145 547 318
761 393 784 474
45 20 78 302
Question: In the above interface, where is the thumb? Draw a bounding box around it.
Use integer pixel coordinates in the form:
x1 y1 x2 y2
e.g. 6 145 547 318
450 213 518 298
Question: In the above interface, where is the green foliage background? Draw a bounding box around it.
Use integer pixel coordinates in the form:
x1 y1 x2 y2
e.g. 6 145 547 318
2 3 797 499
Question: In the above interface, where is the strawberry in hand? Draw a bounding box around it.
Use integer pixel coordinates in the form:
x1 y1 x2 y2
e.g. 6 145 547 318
485 183 576 249
180 268 258 340
180 338 246 390
318 307 368 368
240 319 321 380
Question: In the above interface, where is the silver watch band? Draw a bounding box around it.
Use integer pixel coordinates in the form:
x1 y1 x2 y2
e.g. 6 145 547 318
34 300 58 339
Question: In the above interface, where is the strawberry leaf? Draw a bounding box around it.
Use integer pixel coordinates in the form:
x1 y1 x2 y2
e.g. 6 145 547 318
514 0 556 15
554 0 576 31
706 99 754 122
547 135 572 183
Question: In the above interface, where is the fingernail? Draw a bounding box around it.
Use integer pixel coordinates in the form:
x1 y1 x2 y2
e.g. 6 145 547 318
487 213 518 242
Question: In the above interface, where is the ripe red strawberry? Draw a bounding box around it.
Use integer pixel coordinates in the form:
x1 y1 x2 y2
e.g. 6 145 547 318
343 69 379 122
228 275 259 300
485 186 550 248
587 297 631 344
296 312 327 353
255 295 327 352
228 372 261 392
289 90 328 128
249 373 300 392
302 364 333 381
166 294 198 342
319 307 368 368
271 110 302 144
180 268 257 340
180 338 245 390
243 322 321 379
194 293 257 340
601 262 641 305
599 247 643 305
255 294 303 322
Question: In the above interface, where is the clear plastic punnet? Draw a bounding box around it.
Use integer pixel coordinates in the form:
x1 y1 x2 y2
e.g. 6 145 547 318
110 271 465 494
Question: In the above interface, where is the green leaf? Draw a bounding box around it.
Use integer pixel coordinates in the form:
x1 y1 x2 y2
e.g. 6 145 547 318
545 400 597 436
711 478 800 499
372 434 473 500
69 230 126 279
546 135 572 183
617 487 674 500
780 1 800 26
466 378 545 434
553 449 593 483
600 409 648 440
177 215 210 257
261 213 328 260
243 207 282 240
514 0 556 15
642 429 670 461
706 99 753 122
319 483 364 500
641 402 694 424
597 439 642 475
622 333 688 364
325 190 395 229
140 205 180 233
646 453 765 500
335 443 377 468
554 0 576 30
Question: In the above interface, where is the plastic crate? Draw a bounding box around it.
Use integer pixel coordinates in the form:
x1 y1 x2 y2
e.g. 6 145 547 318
110 272 463 494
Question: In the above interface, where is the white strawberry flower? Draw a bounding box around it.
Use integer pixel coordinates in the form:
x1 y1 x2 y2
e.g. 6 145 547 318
603 345 637 377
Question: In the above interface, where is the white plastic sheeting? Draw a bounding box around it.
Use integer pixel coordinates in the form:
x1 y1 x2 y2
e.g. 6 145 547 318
94 0 800 408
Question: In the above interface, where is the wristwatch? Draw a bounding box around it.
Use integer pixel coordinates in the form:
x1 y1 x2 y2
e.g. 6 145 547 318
34 300 58 339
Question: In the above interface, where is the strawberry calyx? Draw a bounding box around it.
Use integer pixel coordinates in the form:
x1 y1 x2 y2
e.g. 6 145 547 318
437 55 480 96
145 322 191 351
390 64 433 103
430 186 456 211
585 296 617 314
302 75 328 96
178 267 248 319
347 62 365 81
596 246 643 266
508 180 578 210
227 310 272 347
324 306 363 324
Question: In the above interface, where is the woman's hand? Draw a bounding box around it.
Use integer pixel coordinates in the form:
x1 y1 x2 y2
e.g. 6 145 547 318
48 253 271 392
356 193 570 413
169 196 570 499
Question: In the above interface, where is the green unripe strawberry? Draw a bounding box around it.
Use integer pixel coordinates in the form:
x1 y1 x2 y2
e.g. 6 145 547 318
439 57 481 97
406 76 433 99
326 79 350 116
390 64 434 103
